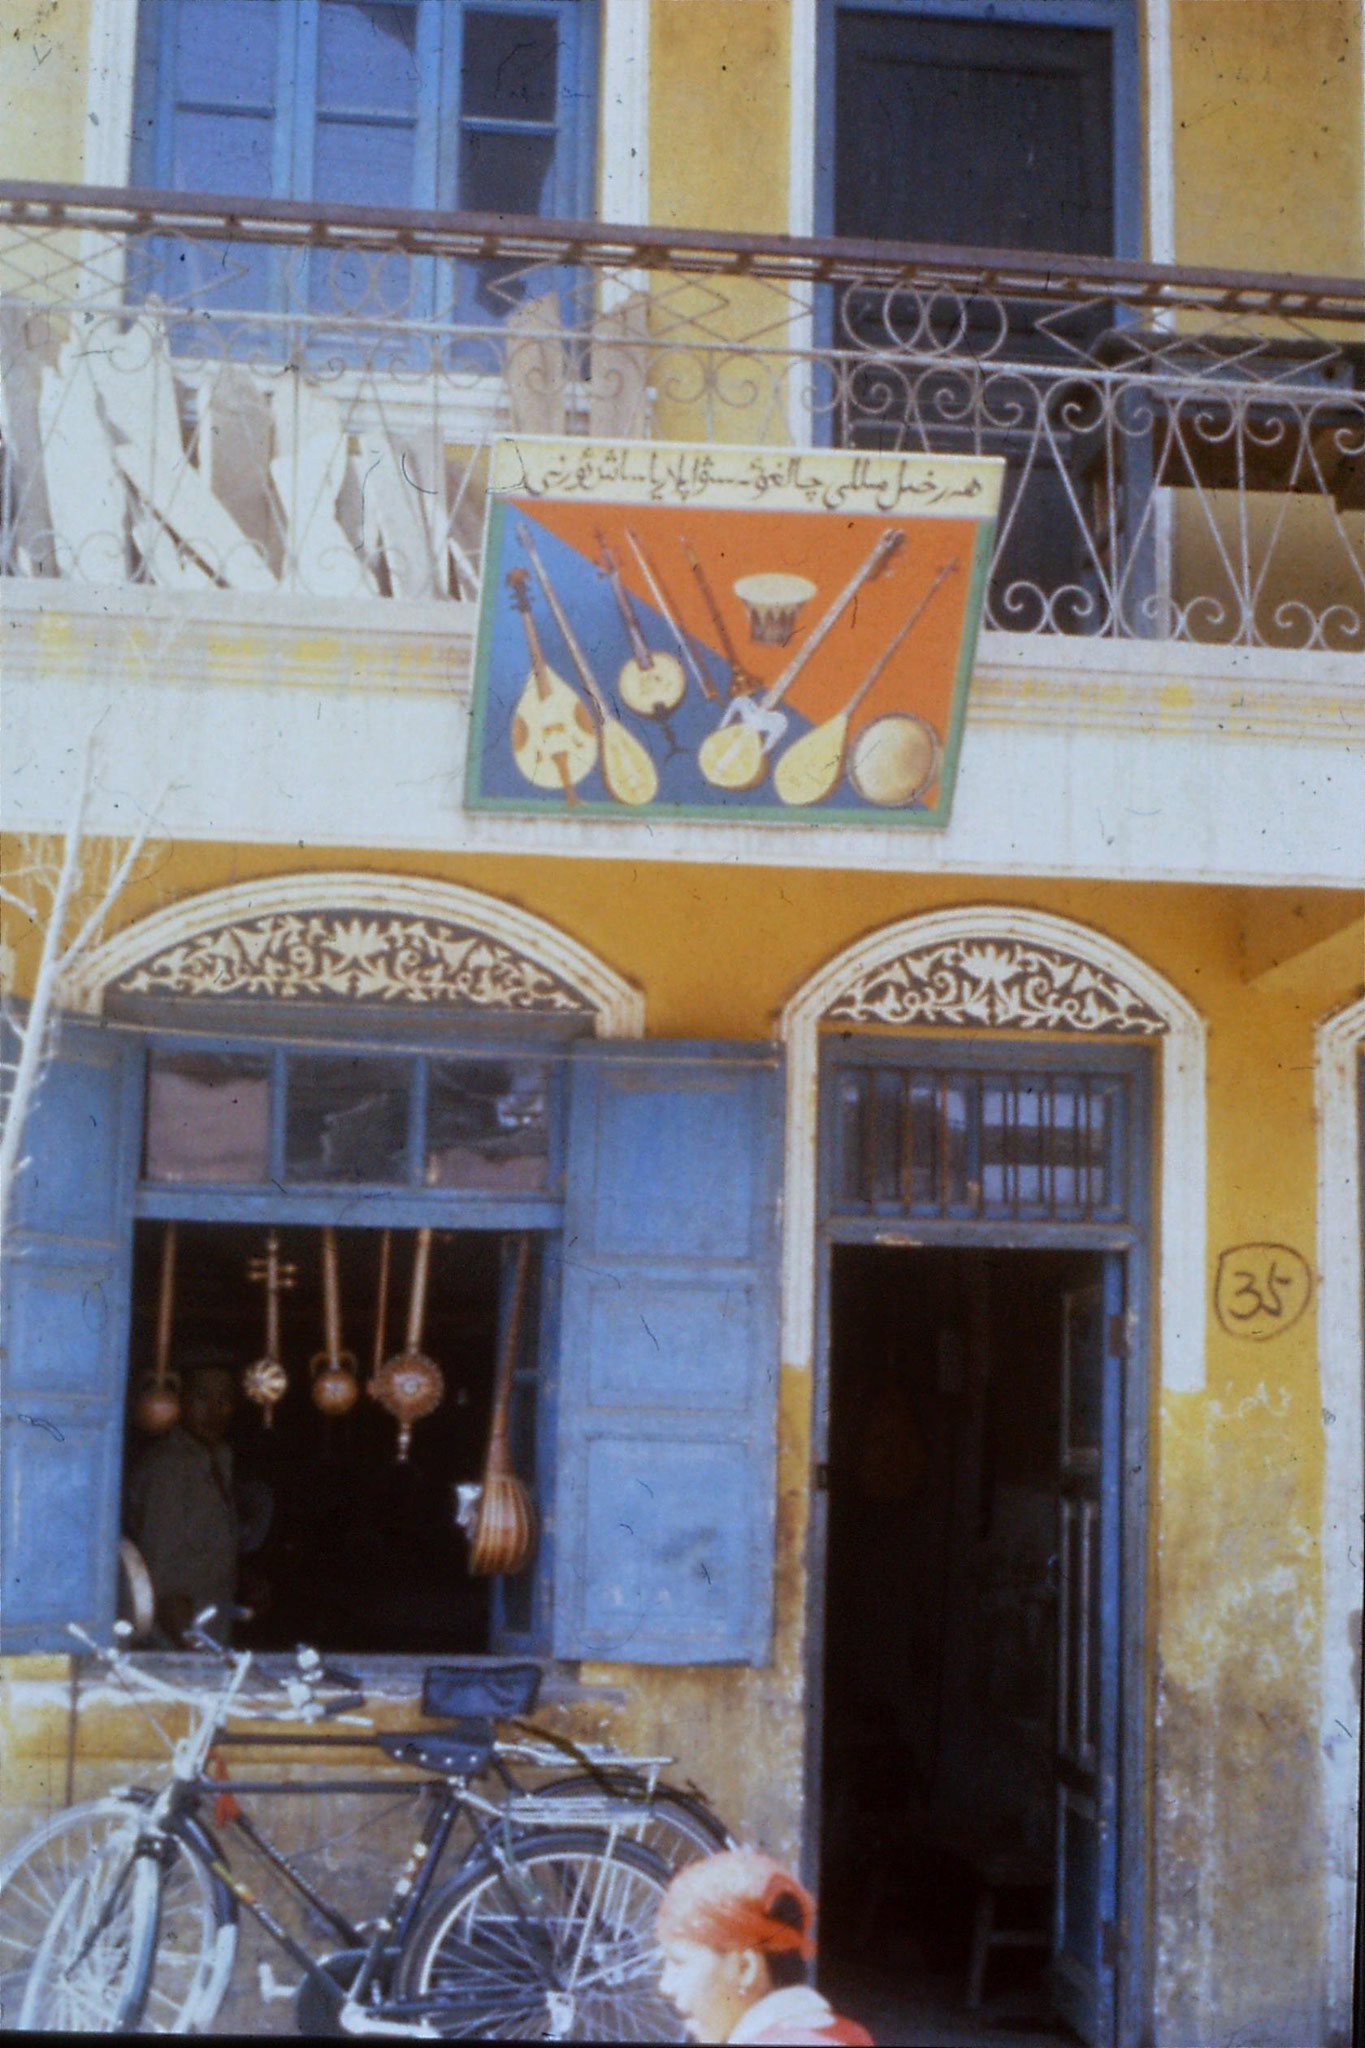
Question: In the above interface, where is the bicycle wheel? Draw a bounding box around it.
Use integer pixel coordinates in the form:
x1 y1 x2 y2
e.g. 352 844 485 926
536 1775 732 1870
16 1838 159 2034
396 1826 683 2042
0 1798 236 2033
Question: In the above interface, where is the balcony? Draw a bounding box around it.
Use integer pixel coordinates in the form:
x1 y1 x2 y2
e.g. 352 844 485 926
0 181 1362 653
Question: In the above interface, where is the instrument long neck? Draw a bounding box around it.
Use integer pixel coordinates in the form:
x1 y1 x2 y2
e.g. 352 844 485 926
516 605 553 701
520 529 607 717
155 1223 177 1381
607 563 652 667
844 557 959 718
322 1226 342 1365
405 1227 433 1351
372 1229 391 1382
761 529 902 711
264 1232 281 1357
489 1236 533 1445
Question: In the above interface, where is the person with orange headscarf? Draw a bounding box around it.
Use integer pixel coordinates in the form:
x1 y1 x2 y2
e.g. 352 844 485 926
656 1848 874 2045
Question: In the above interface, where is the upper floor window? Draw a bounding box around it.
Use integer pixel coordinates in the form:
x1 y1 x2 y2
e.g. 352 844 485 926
129 0 598 313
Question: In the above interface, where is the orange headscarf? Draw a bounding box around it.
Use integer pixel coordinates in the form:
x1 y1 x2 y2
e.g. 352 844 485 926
656 1848 817 1961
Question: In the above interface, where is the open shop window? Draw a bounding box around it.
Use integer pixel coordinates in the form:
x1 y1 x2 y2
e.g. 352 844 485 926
119 1221 545 1656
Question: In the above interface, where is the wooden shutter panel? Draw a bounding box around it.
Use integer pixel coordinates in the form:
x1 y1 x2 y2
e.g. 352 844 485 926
553 1043 782 1666
1 1019 142 1651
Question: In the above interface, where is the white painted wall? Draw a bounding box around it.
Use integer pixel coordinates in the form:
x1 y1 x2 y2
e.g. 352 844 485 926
3 588 1361 887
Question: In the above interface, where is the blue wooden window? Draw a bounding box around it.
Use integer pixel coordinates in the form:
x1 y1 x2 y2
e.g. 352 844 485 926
1 1022 144 1652
129 1 598 315
553 1043 783 1666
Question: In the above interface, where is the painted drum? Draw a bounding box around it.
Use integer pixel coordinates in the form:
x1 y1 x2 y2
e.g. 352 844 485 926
733 572 818 645
848 711 941 806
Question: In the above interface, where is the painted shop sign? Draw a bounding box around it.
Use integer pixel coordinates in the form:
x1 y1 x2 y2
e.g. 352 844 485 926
466 438 1003 826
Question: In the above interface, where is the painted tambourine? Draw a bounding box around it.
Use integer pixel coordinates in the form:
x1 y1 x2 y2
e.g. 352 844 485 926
848 712 941 807
117 1537 156 1642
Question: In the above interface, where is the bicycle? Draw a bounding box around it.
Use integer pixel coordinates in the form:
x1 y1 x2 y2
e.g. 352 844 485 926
1 1621 717 2039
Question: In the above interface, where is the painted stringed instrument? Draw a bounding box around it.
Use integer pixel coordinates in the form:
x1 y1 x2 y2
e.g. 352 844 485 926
595 528 686 716
624 526 718 702
516 520 659 807
772 557 958 807
698 527 905 794
467 1233 538 1578
507 568 597 800
680 536 760 696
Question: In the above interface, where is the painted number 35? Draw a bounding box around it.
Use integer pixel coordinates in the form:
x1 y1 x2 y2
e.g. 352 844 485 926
1214 1243 1313 1341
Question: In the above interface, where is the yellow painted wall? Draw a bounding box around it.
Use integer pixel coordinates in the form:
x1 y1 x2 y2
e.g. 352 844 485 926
4 838 1361 2036
1171 0 1364 274
0 0 91 185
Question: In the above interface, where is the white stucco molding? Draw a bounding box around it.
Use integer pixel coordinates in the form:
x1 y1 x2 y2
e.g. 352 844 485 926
1316 989 1365 2046
69 872 644 1038
778 904 1207 1394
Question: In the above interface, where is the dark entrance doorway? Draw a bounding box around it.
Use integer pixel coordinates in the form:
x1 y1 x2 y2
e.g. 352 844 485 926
819 1242 1121 2047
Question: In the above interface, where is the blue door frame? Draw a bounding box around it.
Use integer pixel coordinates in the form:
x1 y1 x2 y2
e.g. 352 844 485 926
804 1035 1152 2048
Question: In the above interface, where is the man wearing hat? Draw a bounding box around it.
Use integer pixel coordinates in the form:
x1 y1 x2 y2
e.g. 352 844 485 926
657 1847 873 2045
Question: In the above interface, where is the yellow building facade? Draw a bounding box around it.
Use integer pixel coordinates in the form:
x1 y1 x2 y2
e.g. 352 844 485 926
1 5 1363 2045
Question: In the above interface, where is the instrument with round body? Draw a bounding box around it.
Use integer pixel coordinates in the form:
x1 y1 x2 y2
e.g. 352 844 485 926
698 528 905 793
506 570 598 799
517 522 659 807
848 711 941 807
310 1227 360 1416
373 1228 444 1461
244 1232 294 1429
772 558 957 809
596 529 686 716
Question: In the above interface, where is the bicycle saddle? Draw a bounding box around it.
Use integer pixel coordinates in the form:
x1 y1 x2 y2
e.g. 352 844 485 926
379 1719 494 1778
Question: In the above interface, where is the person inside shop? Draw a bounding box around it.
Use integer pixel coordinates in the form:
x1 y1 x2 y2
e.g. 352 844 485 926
125 1361 267 1647
656 1847 874 2046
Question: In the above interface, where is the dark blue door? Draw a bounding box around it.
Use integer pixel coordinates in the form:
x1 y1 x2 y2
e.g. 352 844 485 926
1 1020 142 1651
553 1042 782 1665
1052 1257 1124 2042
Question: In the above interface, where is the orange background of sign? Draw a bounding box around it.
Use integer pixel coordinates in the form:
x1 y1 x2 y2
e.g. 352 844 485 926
519 499 976 741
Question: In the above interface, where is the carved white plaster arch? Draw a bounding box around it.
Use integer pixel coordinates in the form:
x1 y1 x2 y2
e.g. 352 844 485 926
1316 990 1365 2043
778 905 1207 1392
70 872 644 1037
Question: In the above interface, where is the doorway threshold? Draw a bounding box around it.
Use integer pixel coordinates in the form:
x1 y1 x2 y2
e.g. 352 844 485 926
821 1966 1077 2048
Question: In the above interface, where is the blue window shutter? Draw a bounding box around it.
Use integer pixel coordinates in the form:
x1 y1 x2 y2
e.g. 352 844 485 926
1 1020 142 1651
553 1043 782 1666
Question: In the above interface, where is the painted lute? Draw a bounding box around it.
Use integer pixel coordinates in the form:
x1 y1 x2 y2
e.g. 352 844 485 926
698 527 905 794
596 529 686 716
516 520 659 807
507 568 597 801
772 556 958 807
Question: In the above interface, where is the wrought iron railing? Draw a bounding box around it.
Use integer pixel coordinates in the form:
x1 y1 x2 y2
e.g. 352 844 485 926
2 181 1362 650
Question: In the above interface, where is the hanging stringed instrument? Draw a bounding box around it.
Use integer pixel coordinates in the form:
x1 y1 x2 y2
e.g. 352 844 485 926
698 527 905 794
244 1231 294 1428
506 568 598 800
134 1223 182 1435
467 1234 538 1578
595 528 686 717
373 1227 444 1461
311 1226 360 1416
772 557 958 807
517 520 659 807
